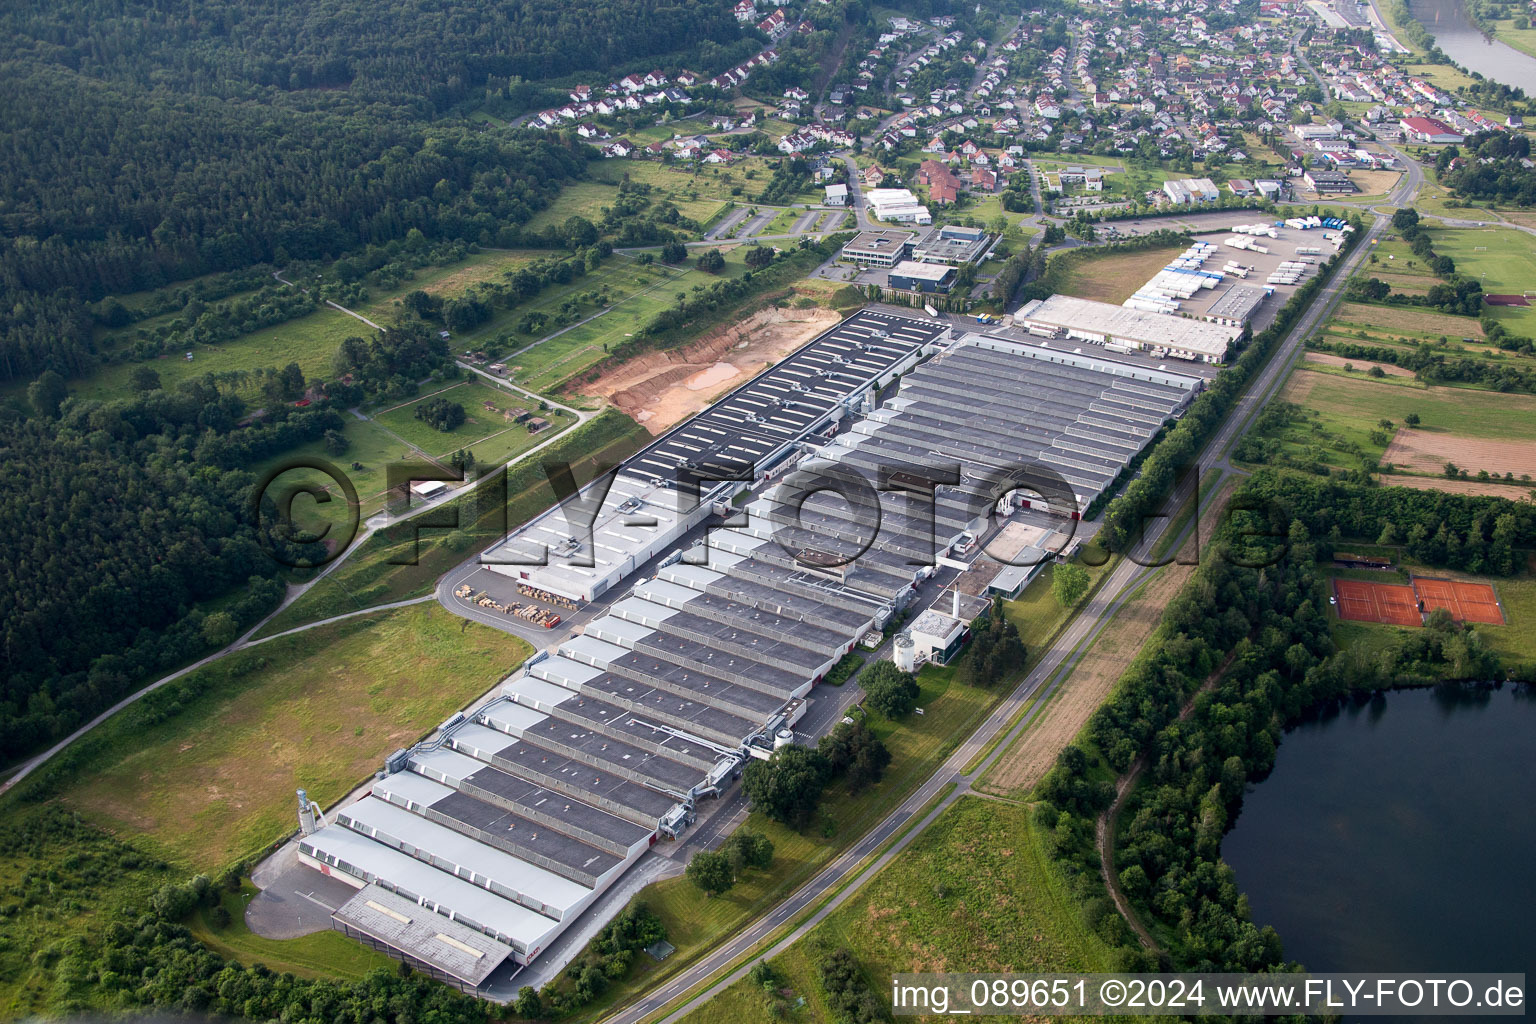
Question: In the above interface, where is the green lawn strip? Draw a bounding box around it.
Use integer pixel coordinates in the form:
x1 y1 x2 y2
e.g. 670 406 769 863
1144 467 1225 566
8 604 530 871
250 410 648 637
189 883 396 981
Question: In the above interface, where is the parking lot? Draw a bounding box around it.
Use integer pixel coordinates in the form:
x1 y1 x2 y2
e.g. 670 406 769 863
1108 212 1345 333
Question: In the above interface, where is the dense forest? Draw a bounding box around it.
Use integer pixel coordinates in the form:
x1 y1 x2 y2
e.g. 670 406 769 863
0 0 786 383
0 316 450 764
0 78 587 381
0 0 752 111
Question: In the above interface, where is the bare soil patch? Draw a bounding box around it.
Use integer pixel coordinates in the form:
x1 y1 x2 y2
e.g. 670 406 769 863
982 481 1235 796
1378 473 1536 501
1382 427 1536 480
586 306 839 433
1304 352 1416 377
1281 366 1322 404
1350 169 1403 195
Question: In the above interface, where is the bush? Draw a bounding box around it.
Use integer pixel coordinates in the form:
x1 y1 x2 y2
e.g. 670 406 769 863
685 849 735 896
413 397 465 432
860 660 919 718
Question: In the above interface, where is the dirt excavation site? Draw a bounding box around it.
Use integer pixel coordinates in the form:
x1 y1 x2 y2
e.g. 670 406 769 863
586 305 841 433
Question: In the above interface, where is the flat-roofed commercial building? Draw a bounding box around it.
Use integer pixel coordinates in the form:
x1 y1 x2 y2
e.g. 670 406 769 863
1204 284 1267 328
840 229 916 267
1015 294 1239 363
911 224 991 265
889 260 958 293
866 187 933 224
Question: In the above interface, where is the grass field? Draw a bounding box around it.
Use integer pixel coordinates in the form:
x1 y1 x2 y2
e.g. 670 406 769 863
72 305 366 402
31 604 529 869
245 415 411 527
1271 367 1536 471
1055 245 1186 304
1423 225 1536 334
506 252 752 394
525 158 793 238
674 798 1120 1024
371 377 575 457
1002 560 1115 664
189 882 396 980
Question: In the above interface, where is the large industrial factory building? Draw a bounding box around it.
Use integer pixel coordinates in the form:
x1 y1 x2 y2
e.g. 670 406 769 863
290 306 1206 993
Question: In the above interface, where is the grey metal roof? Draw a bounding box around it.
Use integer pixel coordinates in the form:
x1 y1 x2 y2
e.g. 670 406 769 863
332 884 515 988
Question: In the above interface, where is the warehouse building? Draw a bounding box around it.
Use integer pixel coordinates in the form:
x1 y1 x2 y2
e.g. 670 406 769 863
1162 177 1219 204
888 260 958 293
1204 284 1268 328
1303 169 1359 194
482 309 948 604
1014 294 1239 364
295 308 1205 989
840 229 916 267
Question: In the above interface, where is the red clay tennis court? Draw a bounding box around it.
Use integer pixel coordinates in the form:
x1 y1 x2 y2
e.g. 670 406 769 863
1333 578 1423 626
1412 577 1505 625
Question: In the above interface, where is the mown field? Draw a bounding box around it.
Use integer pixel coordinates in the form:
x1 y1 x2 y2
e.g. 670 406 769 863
371 377 575 458
1054 245 1186 304
31 604 530 870
675 797 1122 1024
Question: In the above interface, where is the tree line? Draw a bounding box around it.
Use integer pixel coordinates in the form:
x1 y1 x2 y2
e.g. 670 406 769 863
1305 336 1536 394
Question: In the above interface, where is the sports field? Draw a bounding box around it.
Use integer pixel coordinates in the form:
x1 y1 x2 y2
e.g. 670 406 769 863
1334 578 1423 626
1332 576 1505 626
1412 577 1505 624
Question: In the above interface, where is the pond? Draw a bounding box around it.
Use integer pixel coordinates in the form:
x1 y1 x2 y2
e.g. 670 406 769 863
1223 685 1535 974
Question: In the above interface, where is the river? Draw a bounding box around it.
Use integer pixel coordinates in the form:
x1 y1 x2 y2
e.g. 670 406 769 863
1407 0 1536 91
1223 685 1536 976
